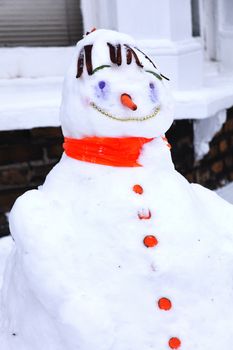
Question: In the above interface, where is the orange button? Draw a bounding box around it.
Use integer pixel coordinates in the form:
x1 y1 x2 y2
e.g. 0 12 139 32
143 235 158 248
158 297 172 310
169 337 181 349
133 184 143 194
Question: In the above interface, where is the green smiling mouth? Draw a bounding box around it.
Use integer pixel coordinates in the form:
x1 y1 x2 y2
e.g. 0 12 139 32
90 102 161 122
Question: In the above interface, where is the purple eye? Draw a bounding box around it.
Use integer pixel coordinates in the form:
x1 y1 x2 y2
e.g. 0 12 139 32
149 82 157 102
98 81 106 89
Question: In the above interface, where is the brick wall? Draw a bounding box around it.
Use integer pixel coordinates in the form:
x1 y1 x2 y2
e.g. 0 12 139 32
0 128 63 237
167 107 233 189
0 108 233 237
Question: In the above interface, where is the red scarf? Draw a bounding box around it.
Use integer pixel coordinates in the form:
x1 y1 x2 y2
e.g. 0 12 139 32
63 136 154 167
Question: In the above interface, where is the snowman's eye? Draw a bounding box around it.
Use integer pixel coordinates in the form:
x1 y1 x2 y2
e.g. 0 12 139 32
149 82 155 89
95 81 109 99
98 81 106 89
149 82 158 102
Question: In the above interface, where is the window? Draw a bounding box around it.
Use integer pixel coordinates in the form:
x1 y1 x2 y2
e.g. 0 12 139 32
191 0 201 37
0 0 83 47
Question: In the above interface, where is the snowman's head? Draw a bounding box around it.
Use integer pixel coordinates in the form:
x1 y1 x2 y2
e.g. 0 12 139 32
60 29 174 138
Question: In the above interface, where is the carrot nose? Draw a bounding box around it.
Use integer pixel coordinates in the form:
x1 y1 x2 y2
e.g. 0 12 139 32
120 93 137 111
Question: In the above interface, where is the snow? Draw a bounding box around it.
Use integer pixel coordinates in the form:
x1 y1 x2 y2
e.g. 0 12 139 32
174 65 233 160
0 77 62 130
174 71 233 120
216 182 233 204
0 46 75 130
0 237 14 287
0 47 75 79
193 109 226 160
0 29 233 350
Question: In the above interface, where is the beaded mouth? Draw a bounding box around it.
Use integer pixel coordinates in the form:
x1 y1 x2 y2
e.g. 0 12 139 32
90 101 161 122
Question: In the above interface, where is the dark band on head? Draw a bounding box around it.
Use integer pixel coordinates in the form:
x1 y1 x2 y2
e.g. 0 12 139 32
76 42 146 78
84 45 93 75
126 48 132 64
107 43 117 64
124 45 143 68
116 44 122 66
76 49 84 78
160 73 170 81
135 47 157 69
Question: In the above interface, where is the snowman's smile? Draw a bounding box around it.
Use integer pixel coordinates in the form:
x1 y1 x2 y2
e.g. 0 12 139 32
90 101 160 122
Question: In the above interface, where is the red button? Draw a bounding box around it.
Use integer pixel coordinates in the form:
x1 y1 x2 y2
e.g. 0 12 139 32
133 184 143 194
143 235 158 248
158 297 172 310
169 337 181 349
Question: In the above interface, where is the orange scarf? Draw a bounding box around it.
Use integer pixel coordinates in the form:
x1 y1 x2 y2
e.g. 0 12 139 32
63 136 154 167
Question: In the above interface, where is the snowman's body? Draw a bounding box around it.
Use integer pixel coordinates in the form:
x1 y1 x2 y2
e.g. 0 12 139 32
1 29 233 350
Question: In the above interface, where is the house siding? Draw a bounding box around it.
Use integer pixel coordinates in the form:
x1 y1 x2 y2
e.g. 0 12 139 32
0 0 83 47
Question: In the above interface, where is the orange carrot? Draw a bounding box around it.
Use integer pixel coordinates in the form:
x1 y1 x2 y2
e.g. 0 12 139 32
120 93 137 111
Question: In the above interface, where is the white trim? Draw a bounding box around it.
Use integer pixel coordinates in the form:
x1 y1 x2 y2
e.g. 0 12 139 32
219 30 233 38
138 38 201 56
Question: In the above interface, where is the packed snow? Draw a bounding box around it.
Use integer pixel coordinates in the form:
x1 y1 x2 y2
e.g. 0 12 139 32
0 237 13 287
0 46 76 131
0 47 75 79
0 77 62 131
217 182 233 204
0 29 233 350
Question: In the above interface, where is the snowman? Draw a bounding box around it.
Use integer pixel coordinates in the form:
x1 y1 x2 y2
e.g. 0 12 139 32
0 29 233 350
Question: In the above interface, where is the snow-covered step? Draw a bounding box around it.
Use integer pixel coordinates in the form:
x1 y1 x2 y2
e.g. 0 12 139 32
0 77 62 130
